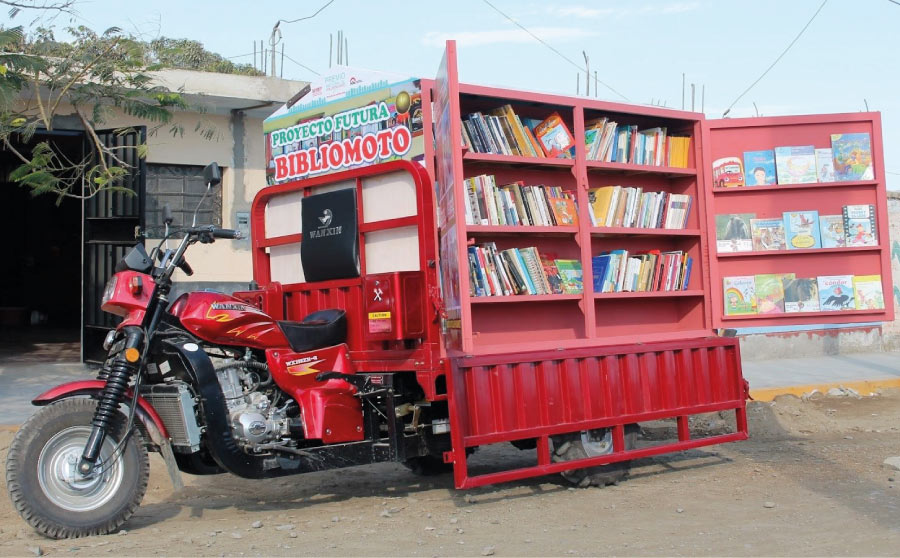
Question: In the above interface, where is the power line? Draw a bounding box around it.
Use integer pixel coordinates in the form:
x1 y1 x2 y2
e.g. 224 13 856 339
887 0 900 6
226 52 254 60
723 0 828 116
282 52 321 76
276 0 335 26
479 0 629 101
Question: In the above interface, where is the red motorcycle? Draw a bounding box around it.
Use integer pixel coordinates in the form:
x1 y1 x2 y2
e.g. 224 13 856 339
5 163 450 538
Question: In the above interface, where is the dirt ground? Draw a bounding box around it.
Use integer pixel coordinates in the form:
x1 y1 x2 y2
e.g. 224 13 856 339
2 390 900 557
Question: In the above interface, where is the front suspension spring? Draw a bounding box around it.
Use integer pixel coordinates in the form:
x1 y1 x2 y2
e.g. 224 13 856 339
91 359 136 430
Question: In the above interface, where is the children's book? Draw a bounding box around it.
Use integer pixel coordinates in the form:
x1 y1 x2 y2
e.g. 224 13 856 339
715 213 754 252
842 204 877 246
743 150 776 186
818 214 846 248
815 148 835 183
750 218 787 251
554 259 583 294
783 210 821 249
774 145 817 184
712 156 744 188
755 273 794 314
723 276 757 315
548 196 578 226
817 275 855 311
853 275 885 310
533 113 576 159
831 133 874 181
540 253 563 294
782 277 820 313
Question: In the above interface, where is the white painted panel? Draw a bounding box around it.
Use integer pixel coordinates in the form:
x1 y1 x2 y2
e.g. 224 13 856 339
311 179 355 195
364 227 419 274
269 243 305 284
265 192 303 238
361 171 417 223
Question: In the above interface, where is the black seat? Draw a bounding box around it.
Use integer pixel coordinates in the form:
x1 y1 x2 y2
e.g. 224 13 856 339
278 309 347 353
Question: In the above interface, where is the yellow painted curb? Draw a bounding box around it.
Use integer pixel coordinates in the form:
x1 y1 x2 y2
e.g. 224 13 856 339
749 378 900 401
0 425 19 432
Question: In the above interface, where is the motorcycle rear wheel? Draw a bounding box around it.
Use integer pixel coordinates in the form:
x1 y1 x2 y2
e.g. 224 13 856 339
5 398 149 538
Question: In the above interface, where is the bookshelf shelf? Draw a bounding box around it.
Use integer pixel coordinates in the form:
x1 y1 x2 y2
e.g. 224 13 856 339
717 246 880 258
586 160 696 177
467 225 578 237
590 227 701 237
463 152 575 168
592 290 704 300
471 294 583 304
711 179 878 194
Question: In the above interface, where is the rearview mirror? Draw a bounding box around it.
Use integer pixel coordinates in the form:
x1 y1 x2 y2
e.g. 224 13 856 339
162 204 174 226
202 162 221 187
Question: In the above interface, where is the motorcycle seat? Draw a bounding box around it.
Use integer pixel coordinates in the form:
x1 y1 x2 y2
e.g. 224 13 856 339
278 309 347 353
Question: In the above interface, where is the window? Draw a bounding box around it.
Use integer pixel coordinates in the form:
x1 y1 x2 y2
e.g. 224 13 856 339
145 164 223 229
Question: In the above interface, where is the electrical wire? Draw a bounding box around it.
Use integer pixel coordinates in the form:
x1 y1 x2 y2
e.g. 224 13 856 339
722 0 829 117
276 0 335 26
282 52 322 76
887 0 900 6
480 0 630 101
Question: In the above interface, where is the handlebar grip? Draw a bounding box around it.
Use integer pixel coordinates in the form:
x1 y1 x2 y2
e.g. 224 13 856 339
178 259 194 276
211 228 242 240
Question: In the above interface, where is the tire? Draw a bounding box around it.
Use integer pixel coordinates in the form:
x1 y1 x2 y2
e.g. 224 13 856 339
5 398 150 539
551 424 639 488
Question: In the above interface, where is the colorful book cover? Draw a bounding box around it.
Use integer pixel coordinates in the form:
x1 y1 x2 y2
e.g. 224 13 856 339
723 276 757 315
842 204 877 247
817 275 855 311
712 156 744 188
853 275 885 310
819 214 846 248
750 218 787 251
783 277 820 313
783 210 821 249
755 273 794 314
533 112 576 159
554 259 583 294
815 148 836 183
831 133 874 181
715 213 754 253
743 150 776 186
774 145 817 184
540 255 564 295
549 196 578 226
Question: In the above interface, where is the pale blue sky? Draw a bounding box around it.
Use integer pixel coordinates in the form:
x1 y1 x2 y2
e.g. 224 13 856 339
7 0 900 187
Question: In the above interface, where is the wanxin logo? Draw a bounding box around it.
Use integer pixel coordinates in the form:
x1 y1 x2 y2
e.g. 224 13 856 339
318 208 333 228
309 207 342 239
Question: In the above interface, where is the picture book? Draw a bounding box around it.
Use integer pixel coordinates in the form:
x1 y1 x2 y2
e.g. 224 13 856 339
831 133 874 181
774 145 817 184
549 196 578 226
554 259 583 294
817 275 855 311
842 204 877 247
750 218 787 251
755 273 794 314
783 210 821 249
540 253 563 294
588 186 615 226
712 156 744 188
533 113 576 159
853 275 884 310
815 148 836 183
715 213 755 252
743 150 776 186
819 214 846 248
723 276 757 316
782 277 820 313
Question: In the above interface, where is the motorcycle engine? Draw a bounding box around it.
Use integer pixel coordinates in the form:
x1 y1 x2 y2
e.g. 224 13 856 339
216 360 291 449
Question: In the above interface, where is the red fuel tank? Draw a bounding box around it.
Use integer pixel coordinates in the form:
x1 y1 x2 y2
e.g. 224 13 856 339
170 292 289 349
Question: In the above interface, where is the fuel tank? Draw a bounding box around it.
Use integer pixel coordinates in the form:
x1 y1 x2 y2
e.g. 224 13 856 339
170 292 289 349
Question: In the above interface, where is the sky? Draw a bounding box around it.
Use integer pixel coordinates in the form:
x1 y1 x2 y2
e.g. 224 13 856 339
6 0 900 188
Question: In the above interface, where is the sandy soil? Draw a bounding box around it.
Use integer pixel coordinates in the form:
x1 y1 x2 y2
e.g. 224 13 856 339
2 390 900 557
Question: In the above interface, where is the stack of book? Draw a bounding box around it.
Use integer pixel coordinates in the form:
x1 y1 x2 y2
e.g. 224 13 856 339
464 175 578 227
460 106 577 159
723 274 884 315
588 186 692 229
468 243 583 296
592 250 692 293
584 117 691 168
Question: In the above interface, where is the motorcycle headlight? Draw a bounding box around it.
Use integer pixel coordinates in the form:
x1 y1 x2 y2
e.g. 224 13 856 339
102 329 117 351
101 275 118 305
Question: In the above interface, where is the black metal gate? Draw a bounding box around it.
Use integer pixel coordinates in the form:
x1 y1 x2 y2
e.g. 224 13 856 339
82 127 146 362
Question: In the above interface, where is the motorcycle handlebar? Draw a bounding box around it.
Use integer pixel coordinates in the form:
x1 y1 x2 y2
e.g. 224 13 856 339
183 225 243 240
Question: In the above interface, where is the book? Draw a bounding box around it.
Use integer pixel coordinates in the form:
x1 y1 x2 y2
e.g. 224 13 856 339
842 204 877 247
783 277 820 313
743 150 776 186
554 259 583 294
831 132 874 181
541 254 564 294
715 213 754 253
853 275 884 310
533 112 576 159
818 214 846 248
774 145 817 184
755 273 794 314
723 276 757 315
712 156 744 188
783 210 821 249
817 275 855 311
548 195 578 226
588 186 616 227
749 218 787 251
815 148 836 183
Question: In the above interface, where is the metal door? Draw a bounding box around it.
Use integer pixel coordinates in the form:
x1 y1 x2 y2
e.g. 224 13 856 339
82 127 146 362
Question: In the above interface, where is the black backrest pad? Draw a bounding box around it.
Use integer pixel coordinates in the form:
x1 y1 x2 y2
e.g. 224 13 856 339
301 188 359 282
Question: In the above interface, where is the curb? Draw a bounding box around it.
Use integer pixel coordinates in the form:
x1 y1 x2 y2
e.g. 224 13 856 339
0 425 19 432
749 378 900 401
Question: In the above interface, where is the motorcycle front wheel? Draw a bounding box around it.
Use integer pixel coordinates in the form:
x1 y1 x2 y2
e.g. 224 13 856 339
5 398 149 538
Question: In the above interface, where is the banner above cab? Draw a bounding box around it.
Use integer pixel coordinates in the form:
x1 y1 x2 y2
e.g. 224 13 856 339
264 67 424 185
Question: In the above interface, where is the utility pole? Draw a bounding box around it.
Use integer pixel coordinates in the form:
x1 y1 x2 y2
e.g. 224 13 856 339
583 51 590 97
270 22 282 77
